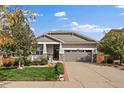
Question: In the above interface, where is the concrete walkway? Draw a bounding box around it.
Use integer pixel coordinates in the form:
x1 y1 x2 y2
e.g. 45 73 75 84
1 62 124 88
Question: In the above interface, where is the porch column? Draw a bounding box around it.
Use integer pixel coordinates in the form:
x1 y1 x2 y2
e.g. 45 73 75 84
31 55 34 62
43 43 47 58
59 43 64 61
95 49 97 54
91 50 94 63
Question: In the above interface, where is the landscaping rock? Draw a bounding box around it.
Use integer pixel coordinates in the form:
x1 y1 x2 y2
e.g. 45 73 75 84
59 74 64 81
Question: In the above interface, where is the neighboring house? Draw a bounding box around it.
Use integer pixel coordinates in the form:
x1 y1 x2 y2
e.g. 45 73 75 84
101 28 124 40
32 31 97 62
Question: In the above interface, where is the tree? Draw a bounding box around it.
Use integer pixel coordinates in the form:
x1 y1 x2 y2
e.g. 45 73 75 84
98 30 124 65
0 6 36 68
0 31 14 57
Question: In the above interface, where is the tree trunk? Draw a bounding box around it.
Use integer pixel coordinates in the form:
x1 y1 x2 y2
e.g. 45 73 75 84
18 55 22 69
119 55 123 65
18 59 21 68
0 54 3 66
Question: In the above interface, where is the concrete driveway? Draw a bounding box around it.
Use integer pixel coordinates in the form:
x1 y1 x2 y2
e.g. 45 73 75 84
65 62 124 88
1 62 124 88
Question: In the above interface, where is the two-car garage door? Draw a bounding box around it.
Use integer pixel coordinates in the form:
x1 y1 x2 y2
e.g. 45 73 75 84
64 50 92 62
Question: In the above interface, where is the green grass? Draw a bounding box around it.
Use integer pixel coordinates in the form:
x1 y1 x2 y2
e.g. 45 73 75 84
0 67 58 81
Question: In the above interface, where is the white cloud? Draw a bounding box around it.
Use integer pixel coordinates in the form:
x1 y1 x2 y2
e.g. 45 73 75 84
27 18 36 23
121 12 124 15
54 11 66 17
31 27 35 31
115 6 124 16
115 5 124 9
32 13 43 17
71 21 78 26
59 17 69 20
70 22 111 33
23 10 43 17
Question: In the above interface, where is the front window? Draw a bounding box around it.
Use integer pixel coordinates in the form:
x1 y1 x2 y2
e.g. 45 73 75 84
36 47 43 55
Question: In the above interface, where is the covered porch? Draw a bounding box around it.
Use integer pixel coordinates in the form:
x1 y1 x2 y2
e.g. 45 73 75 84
32 42 64 62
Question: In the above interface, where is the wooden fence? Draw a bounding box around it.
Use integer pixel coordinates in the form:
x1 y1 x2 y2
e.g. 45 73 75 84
96 53 105 63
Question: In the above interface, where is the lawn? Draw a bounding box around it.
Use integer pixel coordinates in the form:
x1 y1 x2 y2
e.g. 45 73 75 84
0 67 58 81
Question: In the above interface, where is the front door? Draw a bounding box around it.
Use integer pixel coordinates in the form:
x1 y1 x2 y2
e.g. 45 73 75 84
53 45 59 60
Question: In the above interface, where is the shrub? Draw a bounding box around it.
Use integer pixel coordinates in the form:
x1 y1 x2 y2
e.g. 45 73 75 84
23 58 32 66
107 59 113 64
32 61 40 65
13 58 32 66
40 58 48 65
3 62 12 67
2 57 15 67
55 63 64 75
32 58 48 65
2 58 15 63
13 59 19 66
24 60 32 66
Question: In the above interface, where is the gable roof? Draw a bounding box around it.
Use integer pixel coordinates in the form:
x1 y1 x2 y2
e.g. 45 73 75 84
36 31 96 44
36 34 64 43
101 28 124 40
47 31 96 44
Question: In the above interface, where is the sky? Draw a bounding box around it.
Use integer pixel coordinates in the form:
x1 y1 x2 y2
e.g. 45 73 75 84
16 5 124 41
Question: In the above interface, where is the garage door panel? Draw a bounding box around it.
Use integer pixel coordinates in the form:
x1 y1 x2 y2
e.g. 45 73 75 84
64 50 91 62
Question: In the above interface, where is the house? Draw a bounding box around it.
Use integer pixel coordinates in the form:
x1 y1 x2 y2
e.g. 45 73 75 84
32 31 97 62
101 28 124 40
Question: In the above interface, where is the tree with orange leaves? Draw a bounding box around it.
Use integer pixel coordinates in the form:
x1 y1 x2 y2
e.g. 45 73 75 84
0 6 36 68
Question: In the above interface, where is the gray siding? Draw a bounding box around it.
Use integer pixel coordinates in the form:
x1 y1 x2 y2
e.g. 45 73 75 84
63 44 96 48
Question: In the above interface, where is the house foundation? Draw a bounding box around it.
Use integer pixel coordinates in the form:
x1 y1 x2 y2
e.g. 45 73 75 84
59 54 64 61
43 53 47 59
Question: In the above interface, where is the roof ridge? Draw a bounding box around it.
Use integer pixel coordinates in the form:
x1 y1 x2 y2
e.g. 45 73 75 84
45 34 64 43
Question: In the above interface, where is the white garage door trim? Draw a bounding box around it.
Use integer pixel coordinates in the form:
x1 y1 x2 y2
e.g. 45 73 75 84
63 48 96 51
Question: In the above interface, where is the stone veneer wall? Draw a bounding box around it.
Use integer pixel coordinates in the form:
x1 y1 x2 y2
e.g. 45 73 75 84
59 54 64 61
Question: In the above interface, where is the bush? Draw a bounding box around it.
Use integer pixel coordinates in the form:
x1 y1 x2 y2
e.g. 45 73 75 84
13 58 32 66
40 58 48 65
55 63 64 75
24 60 32 66
32 58 48 65
3 61 12 67
107 59 113 64
2 57 16 67
23 59 32 66
13 59 19 66
32 61 40 65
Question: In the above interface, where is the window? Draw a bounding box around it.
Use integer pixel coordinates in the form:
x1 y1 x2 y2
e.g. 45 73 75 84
36 51 43 55
71 50 76 52
36 47 43 55
79 50 84 52
65 50 70 52
85 50 91 52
